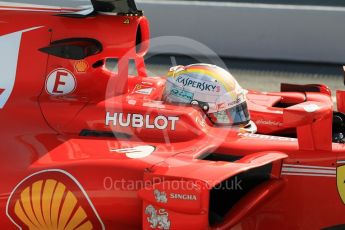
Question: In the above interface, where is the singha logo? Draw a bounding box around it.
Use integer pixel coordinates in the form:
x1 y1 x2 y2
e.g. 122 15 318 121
154 189 168 203
145 205 171 230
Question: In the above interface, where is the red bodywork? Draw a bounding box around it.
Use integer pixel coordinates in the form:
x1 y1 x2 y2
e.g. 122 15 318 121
0 4 345 230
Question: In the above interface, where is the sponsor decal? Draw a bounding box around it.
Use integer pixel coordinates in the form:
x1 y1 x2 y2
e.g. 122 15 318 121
300 104 319 113
0 27 43 109
105 112 179 131
154 189 168 203
175 75 220 92
6 169 105 230
123 18 131 24
170 193 197 201
153 189 197 203
133 84 154 95
238 132 296 142
46 68 76 96
218 95 245 110
145 205 170 230
74 60 89 73
256 119 283 127
110 145 156 159
170 87 194 101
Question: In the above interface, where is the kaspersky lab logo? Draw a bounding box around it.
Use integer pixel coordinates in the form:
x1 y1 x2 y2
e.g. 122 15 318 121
176 75 220 92
6 170 105 230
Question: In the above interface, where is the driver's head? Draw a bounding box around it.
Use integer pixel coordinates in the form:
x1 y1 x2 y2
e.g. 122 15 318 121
162 64 256 132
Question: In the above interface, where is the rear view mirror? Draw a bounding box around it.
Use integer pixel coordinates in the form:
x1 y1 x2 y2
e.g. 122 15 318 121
337 90 345 113
283 101 331 128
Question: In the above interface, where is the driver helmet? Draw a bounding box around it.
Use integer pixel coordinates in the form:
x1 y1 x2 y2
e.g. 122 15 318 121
162 64 256 133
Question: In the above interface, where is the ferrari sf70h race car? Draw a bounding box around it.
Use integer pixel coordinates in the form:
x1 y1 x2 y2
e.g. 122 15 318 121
0 0 345 229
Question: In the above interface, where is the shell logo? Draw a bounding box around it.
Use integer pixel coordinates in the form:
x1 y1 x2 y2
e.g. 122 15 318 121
337 164 345 204
6 170 105 230
74 60 89 73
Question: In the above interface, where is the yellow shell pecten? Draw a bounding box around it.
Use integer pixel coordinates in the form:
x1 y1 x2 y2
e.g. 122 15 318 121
13 179 93 230
337 165 345 204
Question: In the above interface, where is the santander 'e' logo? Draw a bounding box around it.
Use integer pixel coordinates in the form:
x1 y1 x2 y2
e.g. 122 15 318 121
0 88 4 95
46 68 76 96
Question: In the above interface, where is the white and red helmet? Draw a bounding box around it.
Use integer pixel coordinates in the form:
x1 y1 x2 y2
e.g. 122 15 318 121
163 64 255 131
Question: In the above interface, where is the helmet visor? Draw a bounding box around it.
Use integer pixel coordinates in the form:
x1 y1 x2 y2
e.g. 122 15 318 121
208 101 250 126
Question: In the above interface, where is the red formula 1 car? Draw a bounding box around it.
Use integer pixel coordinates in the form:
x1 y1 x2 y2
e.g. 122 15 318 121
1 1 345 229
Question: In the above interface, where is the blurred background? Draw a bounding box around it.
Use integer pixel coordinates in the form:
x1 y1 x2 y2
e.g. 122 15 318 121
2 0 344 96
